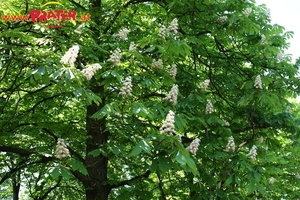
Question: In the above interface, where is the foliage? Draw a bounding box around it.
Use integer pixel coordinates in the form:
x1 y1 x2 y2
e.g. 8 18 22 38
0 0 300 199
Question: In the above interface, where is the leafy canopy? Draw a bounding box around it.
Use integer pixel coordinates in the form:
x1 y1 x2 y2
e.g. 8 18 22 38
0 0 300 199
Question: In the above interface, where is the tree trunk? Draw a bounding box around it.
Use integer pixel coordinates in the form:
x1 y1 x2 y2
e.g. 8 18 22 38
84 84 111 200
84 1 110 199
12 175 20 200
86 184 111 200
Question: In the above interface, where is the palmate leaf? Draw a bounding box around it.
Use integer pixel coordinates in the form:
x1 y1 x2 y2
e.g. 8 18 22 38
129 139 152 157
50 166 73 180
50 167 60 180
174 140 199 176
130 103 152 119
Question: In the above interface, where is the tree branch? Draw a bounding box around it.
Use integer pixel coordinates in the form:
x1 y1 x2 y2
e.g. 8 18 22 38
39 177 62 200
68 0 87 10
42 128 85 163
103 0 165 34
0 145 34 156
110 170 151 188
157 172 166 200
0 155 54 185
0 158 28 185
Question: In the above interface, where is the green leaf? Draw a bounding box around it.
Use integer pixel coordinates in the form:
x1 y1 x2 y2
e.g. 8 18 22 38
84 89 94 105
131 103 152 119
248 179 255 194
79 164 88 176
223 175 233 187
150 158 158 172
140 139 151 153
253 172 261 181
91 104 111 119
175 150 186 165
186 156 198 176
60 166 71 179
70 159 80 171
65 68 75 80
50 167 60 179
257 183 266 194
88 149 101 157
175 141 199 176
129 143 143 157
158 157 170 172
51 69 65 80
42 73 50 84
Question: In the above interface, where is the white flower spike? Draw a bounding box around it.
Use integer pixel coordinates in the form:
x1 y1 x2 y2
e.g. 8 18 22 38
151 59 163 69
243 8 252 17
158 25 167 39
117 28 130 40
186 138 200 155
205 99 214 114
247 145 257 161
168 18 178 34
165 84 178 105
225 136 235 152
169 65 177 78
81 63 102 80
55 138 70 159
60 45 80 67
199 79 210 90
108 48 122 66
254 75 262 89
160 110 175 135
119 76 133 97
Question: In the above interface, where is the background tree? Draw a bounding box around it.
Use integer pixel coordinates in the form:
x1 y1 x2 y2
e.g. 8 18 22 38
1 0 300 199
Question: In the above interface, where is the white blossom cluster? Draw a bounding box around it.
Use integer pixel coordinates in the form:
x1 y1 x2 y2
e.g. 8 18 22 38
158 25 167 39
261 34 267 45
165 84 178 105
247 145 257 161
223 119 230 126
129 42 136 51
160 110 175 135
151 59 163 69
225 136 235 152
199 79 210 90
119 76 132 97
257 136 264 143
169 65 177 78
218 16 228 23
117 28 130 40
243 8 252 17
55 138 70 159
81 63 102 80
296 173 300 179
254 75 262 89
108 48 122 66
168 18 178 34
276 53 283 61
205 99 214 114
186 138 200 155
60 45 80 67
269 177 275 184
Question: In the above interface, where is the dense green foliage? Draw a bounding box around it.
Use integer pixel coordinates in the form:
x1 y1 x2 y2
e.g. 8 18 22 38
1 0 300 199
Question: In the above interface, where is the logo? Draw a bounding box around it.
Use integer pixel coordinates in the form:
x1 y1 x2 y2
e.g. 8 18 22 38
1 1 90 28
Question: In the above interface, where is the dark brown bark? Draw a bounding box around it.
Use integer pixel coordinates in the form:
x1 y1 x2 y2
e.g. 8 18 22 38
84 83 111 200
65 0 111 198
12 173 20 200
81 0 112 198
